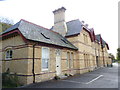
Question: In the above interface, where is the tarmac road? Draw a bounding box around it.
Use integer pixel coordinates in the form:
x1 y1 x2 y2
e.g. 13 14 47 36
21 63 118 88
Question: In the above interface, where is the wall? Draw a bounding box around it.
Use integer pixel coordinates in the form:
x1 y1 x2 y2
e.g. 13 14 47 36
1 29 111 85
1 34 29 84
66 28 111 74
26 44 76 84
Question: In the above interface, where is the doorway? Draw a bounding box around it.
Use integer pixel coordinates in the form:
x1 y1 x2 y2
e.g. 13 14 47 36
96 56 99 67
56 49 61 76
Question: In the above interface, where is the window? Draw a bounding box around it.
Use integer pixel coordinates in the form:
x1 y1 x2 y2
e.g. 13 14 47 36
87 54 90 67
67 52 74 68
5 49 12 60
70 52 73 68
41 47 49 71
83 34 86 43
84 54 88 68
84 54 86 67
83 34 88 43
67 52 70 68
86 35 88 43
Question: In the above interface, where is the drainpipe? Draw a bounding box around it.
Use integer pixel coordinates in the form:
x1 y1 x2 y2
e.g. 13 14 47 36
102 45 105 67
94 48 97 67
32 43 37 83
98 49 100 67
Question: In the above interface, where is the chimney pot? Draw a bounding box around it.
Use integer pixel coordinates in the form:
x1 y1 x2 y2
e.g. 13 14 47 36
53 7 66 14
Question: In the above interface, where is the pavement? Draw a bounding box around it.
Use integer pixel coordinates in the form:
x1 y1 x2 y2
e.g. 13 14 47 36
20 63 118 88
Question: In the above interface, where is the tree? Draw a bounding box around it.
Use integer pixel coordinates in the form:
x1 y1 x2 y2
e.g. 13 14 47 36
117 48 120 60
0 17 14 25
0 17 14 32
109 53 115 60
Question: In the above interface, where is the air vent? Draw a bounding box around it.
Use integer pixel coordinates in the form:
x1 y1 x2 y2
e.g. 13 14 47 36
41 33 50 39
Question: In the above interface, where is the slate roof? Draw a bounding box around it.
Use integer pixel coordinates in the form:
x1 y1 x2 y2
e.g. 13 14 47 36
66 19 83 36
95 34 101 43
51 19 109 49
95 34 108 48
89 28 96 41
50 19 83 37
1 19 78 50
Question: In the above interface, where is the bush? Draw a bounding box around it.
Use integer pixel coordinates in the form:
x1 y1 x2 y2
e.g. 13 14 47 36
54 75 60 80
2 69 22 88
110 64 113 67
64 73 68 76
88 70 91 72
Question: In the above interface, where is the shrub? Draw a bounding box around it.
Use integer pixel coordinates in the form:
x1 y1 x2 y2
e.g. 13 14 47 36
2 69 22 88
69 74 73 76
54 75 60 80
110 64 113 67
64 73 68 76
88 70 91 72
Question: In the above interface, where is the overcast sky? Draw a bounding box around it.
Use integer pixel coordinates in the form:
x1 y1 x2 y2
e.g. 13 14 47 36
0 0 119 57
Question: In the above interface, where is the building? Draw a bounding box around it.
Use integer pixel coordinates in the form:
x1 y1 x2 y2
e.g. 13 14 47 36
0 7 112 85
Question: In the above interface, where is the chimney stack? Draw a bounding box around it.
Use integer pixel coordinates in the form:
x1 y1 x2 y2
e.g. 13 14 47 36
52 7 67 36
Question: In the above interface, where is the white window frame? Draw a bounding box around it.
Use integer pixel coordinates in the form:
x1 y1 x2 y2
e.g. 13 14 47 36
5 49 13 60
41 47 50 71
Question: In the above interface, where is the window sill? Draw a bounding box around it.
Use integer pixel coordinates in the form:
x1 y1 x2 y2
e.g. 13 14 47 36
5 58 12 60
41 69 49 72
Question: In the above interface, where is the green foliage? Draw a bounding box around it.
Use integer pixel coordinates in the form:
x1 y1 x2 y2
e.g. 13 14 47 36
109 53 115 60
88 70 92 72
2 68 22 88
117 48 120 60
1 22 12 32
0 17 13 32
64 73 68 76
118 60 120 63
54 75 60 80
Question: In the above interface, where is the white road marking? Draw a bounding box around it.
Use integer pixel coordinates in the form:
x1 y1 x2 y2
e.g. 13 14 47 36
85 75 103 84
61 75 103 85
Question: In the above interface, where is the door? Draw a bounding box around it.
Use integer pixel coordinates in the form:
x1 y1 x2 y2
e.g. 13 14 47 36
56 49 61 76
96 56 99 67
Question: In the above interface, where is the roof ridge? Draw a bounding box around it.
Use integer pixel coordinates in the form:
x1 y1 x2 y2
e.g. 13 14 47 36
20 19 59 34
66 19 79 23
